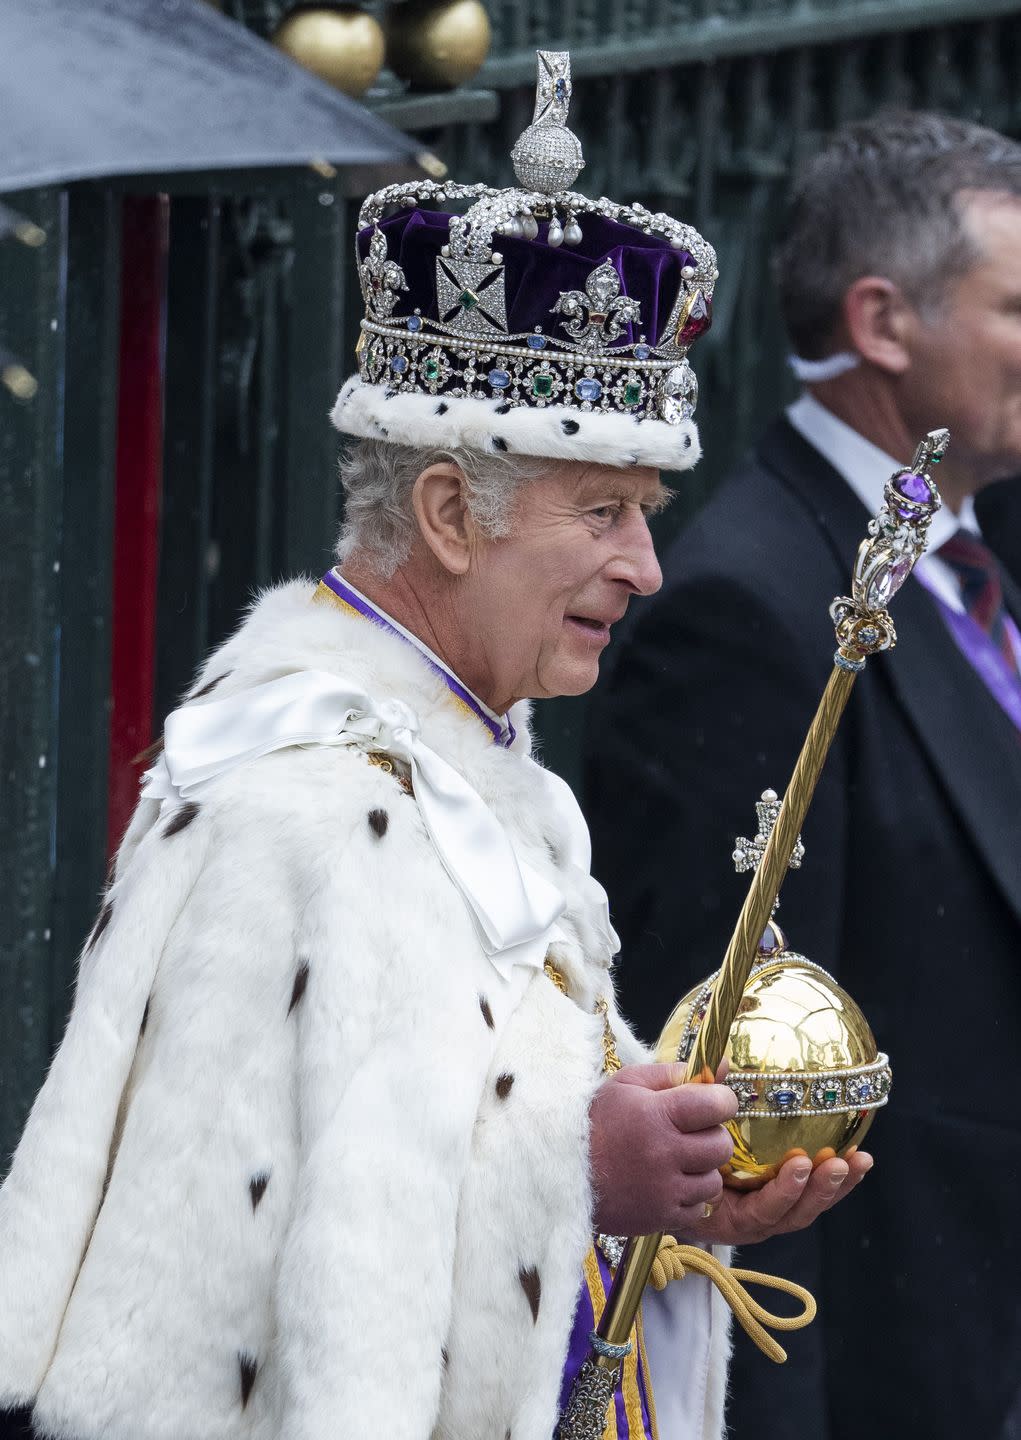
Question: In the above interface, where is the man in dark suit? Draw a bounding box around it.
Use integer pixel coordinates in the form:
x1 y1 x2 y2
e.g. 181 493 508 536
586 112 1021 1439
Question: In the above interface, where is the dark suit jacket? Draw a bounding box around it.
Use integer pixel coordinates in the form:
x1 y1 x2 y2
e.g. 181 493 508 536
585 419 1021 1440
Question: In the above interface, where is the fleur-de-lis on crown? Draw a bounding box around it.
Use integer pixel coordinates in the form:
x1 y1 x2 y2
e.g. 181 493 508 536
551 260 641 351
360 227 407 320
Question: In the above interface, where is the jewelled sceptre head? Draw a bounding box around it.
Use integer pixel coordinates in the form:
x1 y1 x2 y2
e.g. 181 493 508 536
556 429 948 1439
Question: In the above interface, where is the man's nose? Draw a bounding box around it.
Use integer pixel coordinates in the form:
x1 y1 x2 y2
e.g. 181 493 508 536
616 513 663 596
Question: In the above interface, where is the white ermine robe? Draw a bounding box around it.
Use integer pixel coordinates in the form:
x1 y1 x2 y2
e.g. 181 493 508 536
0 579 731 1440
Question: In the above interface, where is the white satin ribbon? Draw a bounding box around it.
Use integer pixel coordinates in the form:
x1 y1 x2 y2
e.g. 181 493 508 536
142 671 574 979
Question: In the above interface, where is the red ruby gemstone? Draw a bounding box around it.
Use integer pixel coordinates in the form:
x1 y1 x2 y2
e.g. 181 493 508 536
677 290 712 345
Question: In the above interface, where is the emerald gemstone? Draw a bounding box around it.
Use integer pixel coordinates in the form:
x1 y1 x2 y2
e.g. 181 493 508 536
823 1086 839 1105
623 380 642 407
532 373 554 398
423 358 441 381
459 289 479 310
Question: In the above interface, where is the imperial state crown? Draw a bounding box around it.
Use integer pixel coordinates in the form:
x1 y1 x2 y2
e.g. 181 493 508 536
331 50 718 470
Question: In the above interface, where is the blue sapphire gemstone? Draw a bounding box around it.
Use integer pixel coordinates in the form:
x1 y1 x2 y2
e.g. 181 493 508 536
634 344 651 360
488 368 511 389
390 354 408 373
526 333 546 350
405 315 422 333
773 1089 798 1109
575 378 602 402
555 76 567 102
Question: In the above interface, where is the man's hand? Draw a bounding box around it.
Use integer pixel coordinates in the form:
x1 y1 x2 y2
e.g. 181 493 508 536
590 1063 872 1243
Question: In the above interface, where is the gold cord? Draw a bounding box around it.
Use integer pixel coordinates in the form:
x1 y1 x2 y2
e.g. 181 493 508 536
648 1238 817 1364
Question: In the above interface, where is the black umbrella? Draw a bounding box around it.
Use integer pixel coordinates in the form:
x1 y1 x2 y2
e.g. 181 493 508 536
0 0 424 192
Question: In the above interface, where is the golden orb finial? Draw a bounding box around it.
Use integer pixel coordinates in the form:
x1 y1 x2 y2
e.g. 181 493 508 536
273 6 385 99
383 0 491 92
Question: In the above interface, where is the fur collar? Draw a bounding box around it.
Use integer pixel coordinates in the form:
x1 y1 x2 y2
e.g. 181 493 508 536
189 578 535 782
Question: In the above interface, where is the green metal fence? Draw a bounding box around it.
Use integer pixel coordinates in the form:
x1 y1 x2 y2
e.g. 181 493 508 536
3 0 1020 1161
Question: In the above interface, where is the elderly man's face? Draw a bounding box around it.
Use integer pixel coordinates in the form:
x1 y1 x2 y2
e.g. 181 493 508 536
465 461 665 707
903 192 1021 485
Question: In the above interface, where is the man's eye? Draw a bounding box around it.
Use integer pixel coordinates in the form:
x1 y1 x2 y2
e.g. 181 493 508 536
589 505 616 521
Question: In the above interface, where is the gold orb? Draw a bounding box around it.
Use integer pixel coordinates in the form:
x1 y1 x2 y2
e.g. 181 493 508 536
383 0 491 92
655 927 891 1190
273 6 385 100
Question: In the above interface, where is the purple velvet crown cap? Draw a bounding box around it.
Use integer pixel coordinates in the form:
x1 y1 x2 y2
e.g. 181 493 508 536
355 209 711 354
331 49 719 472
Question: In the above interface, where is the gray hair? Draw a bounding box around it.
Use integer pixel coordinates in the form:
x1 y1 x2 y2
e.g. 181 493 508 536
336 437 547 578
774 110 1021 358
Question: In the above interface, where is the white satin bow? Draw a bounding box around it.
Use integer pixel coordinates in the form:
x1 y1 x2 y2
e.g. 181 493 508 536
142 670 608 980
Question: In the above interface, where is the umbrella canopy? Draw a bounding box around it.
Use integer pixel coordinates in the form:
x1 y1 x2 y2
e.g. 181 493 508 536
0 0 422 192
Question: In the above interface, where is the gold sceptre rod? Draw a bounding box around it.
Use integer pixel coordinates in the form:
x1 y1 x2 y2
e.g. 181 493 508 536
557 427 950 1439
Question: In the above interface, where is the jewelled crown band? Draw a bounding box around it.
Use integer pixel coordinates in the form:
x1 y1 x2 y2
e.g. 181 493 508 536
330 50 718 471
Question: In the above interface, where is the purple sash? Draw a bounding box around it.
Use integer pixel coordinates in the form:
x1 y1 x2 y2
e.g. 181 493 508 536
917 578 1021 736
559 1246 654 1439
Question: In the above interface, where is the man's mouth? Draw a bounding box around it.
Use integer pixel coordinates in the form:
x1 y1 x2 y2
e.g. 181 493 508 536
565 614 617 641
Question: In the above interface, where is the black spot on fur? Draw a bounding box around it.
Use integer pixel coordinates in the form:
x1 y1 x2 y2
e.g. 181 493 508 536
250 1172 270 1212
684 434 692 448
0 1408 34 1433
288 959 310 1016
479 994 495 1030
519 1265 541 1323
435 401 448 415
239 1352 258 1409
163 802 200 838
494 402 512 415
190 671 229 700
140 996 151 1037
560 418 579 435
495 1073 514 1099
368 808 389 838
490 435 508 452
441 1346 449 1369
87 899 114 952
378 425 389 437
627 454 639 467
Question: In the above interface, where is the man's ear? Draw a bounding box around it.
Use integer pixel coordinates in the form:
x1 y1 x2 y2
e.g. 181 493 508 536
412 462 475 575
841 276 914 375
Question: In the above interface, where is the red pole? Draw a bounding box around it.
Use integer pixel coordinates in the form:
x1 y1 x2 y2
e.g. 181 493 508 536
106 195 168 855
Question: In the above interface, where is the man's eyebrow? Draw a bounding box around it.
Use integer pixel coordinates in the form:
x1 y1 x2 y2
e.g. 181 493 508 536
643 483 674 515
576 479 673 510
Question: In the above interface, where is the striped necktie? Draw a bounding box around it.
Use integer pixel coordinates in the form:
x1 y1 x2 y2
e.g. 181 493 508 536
937 529 1019 678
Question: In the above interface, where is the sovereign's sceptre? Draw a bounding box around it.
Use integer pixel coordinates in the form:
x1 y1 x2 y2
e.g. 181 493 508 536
557 427 949 1438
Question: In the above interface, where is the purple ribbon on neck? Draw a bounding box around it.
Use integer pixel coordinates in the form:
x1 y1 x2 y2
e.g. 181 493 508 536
321 569 516 748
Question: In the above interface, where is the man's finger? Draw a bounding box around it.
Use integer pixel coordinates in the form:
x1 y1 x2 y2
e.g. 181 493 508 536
741 1155 863 1236
612 1062 694 1092
660 1080 738 1133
